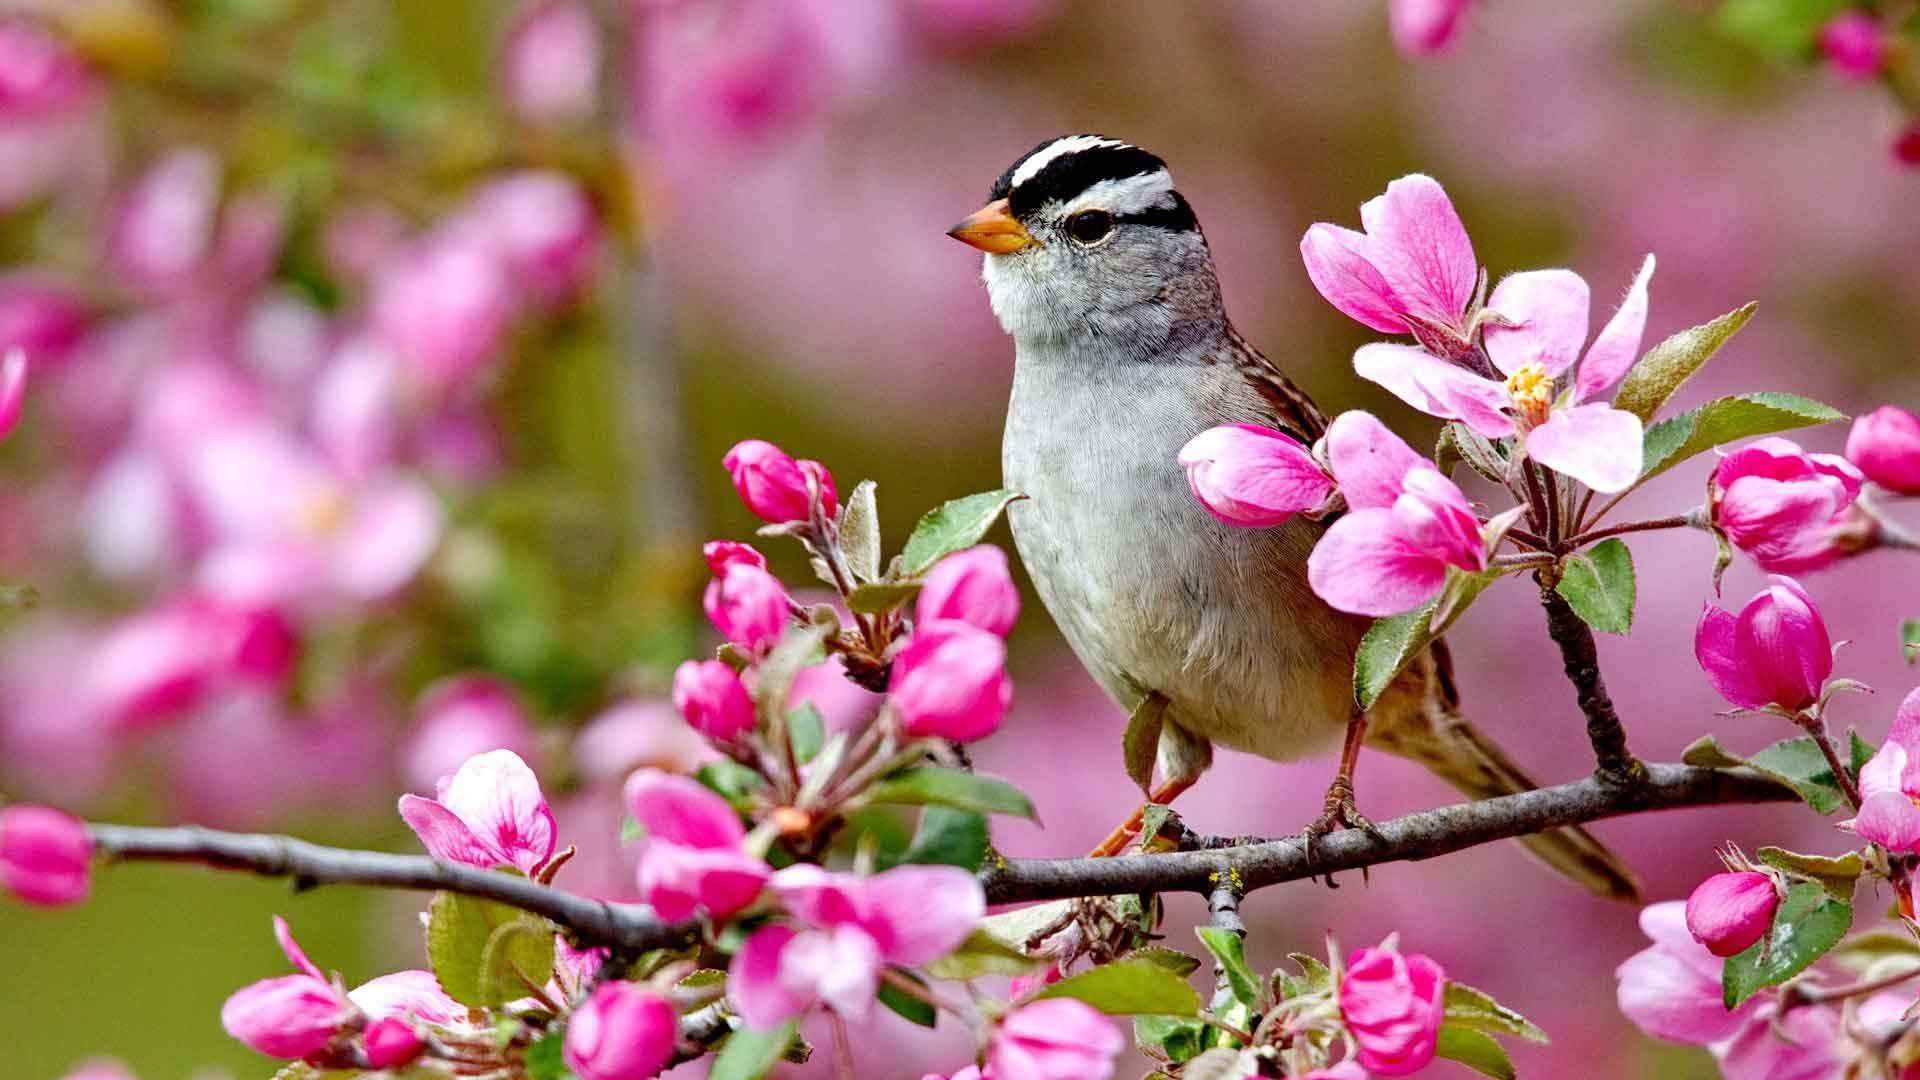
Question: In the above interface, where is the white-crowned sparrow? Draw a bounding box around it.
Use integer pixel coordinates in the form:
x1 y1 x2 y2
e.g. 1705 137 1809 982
949 134 1638 901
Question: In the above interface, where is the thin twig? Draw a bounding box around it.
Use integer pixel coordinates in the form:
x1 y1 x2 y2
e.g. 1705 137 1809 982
1536 577 1647 786
1560 514 1697 552
1796 711 1863 812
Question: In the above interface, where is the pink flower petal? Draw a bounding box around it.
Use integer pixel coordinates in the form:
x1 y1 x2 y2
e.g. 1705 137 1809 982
397 795 503 868
1356 174 1477 326
331 478 442 599
1483 269 1590 378
272 915 326 981
0 347 26 441
1388 0 1473 56
1693 603 1769 711
1325 410 1424 511
623 768 746 850
863 865 985 964
1300 224 1408 334
1353 343 1514 439
1888 687 1920 790
781 925 881 1021
1524 404 1644 493
434 749 557 872
1307 509 1450 617
1177 423 1333 527
729 925 811 1029
349 970 466 1025
1857 741 1908 802
1851 789 1920 854
1575 255 1655 403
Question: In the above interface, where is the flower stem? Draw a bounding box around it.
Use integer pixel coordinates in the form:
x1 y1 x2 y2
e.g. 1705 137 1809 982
1559 514 1698 552
1493 552 1558 570
1782 963 1920 1010
1196 1009 1255 1046
1536 578 1646 786
1795 710 1863 813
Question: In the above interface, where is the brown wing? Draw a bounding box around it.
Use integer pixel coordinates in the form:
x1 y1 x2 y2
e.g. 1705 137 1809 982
1221 322 1328 443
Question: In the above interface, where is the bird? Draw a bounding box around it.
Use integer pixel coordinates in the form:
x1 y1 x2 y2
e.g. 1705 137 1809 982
945 134 1639 901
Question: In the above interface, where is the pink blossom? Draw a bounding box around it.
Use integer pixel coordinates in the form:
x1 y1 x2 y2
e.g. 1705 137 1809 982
81 595 294 733
1714 998 1844 1080
703 563 791 653
451 171 600 308
1684 872 1778 957
1615 901 1761 1044
347 969 465 1026
723 439 838 523
1388 0 1472 57
0 273 86 365
1355 255 1654 493
403 674 539 794
500 0 602 125
988 997 1125 1080
1712 437 1864 573
398 749 558 874
1339 945 1446 1075
369 236 512 391
563 982 677 1080
1846 404 1920 495
109 148 222 290
703 539 768 574
1692 576 1833 713
1177 423 1334 528
308 339 401 483
889 619 1012 741
0 18 94 118
1819 12 1885 81
1299 174 1478 347
1305 411 1486 617
1845 688 1920 852
923 1069 984 1080
918 545 1020 637
672 659 757 742
624 768 769 921
361 1018 424 1069
0 804 91 906
0 347 26 441
1300 1066 1369 1080
574 699 715 784
220 917 356 1059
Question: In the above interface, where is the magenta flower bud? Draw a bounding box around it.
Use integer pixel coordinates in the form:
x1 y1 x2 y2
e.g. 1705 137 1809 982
1819 12 1884 81
1898 124 1920 169
1388 0 1473 57
723 439 834 523
1846 405 1920 496
889 620 1012 742
0 804 91 906
1694 576 1833 713
361 1018 424 1069
1712 437 1864 573
500 0 602 125
1339 945 1447 1076
988 998 1126 1080
703 563 790 654
702 539 767 575
1685 872 1778 958
220 975 352 1059
671 659 756 742
0 274 86 365
917 545 1020 637
1178 423 1334 528
564 983 676 1080
0 18 95 118
0 347 26 442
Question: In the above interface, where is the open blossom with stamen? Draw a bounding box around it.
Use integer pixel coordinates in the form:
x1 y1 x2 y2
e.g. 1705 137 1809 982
1300 174 1480 356
1354 255 1655 493
397 749 558 874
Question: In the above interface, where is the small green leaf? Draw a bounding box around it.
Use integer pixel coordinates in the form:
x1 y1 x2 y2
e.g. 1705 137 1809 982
900 490 1022 575
1280 952 1333 1000
1827 929 1920 973
1639 392 1844 483
1724 882 1851 1006
1439 422 1508 484
840 480 882 582
1756 846 1864 902
866 766 1037 819
1555 538 1636 635
1036 958 1204 1016
524 1032 576 1080
1717 0 1850 63
1123 695 1168 796
759 624 830 723
619 814 645 845
788 703 825 764
1194 927 1262 1009
1614 302 1758 421
1712 527 1735 595
478 916 557 1006
710 1020 802 1080
696 760 766 813
679 968 729 990
1353 568 1497 709
1853 729 1878 776
923 929 1042 981
1903 619 1920 665
429 892 538 1007
846 580 922 615
1747 736 1850 815
1680 734 1750 770
1444 982 1550 1044
877 975 937 1028
1435 1025 1518 1080
1135 1015 1210 1064
901 806 989 870
1132 946 1204 979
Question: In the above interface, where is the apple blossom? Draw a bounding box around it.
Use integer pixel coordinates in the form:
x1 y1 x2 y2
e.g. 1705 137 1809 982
563 982 677 1080
1388 0 1472 57
500 0 602 125
1684 872 1778 957
1692 576 1833 713
0 804 91 906
451 171 600 308
1714 998 1845 1080
703 562 791 653
1844 688 1920 852
1846 405 1920 495
0 18 94 117
346 969 465 1027
703 539 768 574
988 997 1126 1080
723 439 838 523
1711 437 1864 573
361 1018 424 1069
624 768 769 921
1300 174 1479 353
574 699 715 783
1339 944 1446 1075
397 749 558 874
403 674 540 795
1300 1066 1369 1080
1819 12 1885 81
369 236 512 391
671 659 757 742
1615 901 1762 1045
220 917 356 1059
889 619 1012 740
109 148 221 290
1177 423 1334 528
917 545 1021 637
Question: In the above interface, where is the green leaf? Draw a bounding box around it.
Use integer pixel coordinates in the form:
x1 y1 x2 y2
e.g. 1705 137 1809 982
1444 982 1550 1044
1904 619 1920 664
1353 568 1498 710
1747 736 1850 815
1435 1025 1517 1080
840 480 881 582
877 975 937 1028
867 766 1037 819
1279 952 1333 1000
1123 695 1168 796
679 968 729 990
759 624 830 723
1135 1015 1211 1064
1194 928 1262 1009
1680 734 1750 770
478 916 557 1007
1036 957 1204 1016
1555 538 1636 635
1132 946 1204 979
696 760 766 813
1717 0 1851 63
710 1020 802 1080
1854 730 1878 777
1613 302 1758 421
846 580 921 615
923 928 1042 981
524 1032 576 1080
1827 929 1920 973
1724 882 1852 1006
901 806 989 870
900 489 1023 575
787 703 825 764
1756 846 1864 902
1639 392 1844 483
429 892 543 1008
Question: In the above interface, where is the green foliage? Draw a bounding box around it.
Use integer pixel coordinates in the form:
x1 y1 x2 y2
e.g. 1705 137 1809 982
1135 1015 1211 1064
1132 946 1204 978
1036 957 1204 1016
1613 302 1758 421
900 806 990 869
1123 695 1168 795
1682 734 1852 813
867 766 1037 819
523 1032 576 1080
877 975 939 1028
696 760 767 813
1194 928 1263 1009
1279 952 1333 1000
846 580 922 615
428 892 556 1008
1904 619 1920 664
1717 0 1852 63
1827 929 1920 973
1443 982 1550 1043
787 703 825 764
900 490 1024 575
710 1020 803 1080
1556 538 1636 635
1638 392 1844 483
1756 846 1864 902
478 916 557 1007
1723 882 1852 1006
1353 568 1498 709
1436 1025 1518 1080
923 929 1042 981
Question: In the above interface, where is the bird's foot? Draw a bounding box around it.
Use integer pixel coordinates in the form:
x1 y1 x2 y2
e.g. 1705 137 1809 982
1300 774 1377 855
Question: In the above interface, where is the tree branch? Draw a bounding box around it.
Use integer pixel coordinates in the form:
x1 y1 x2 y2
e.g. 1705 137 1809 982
1537 577 1647 785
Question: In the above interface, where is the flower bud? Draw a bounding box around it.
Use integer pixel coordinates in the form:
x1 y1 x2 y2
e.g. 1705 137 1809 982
1819 12 1884 81
917 545 1020 637
1846 405 1920 496
988 998 1125 1080
702 539 767 575
0 274 86 365
1711 438 1863 573
702 563 790 654
723 439 835 523
671 659 756 742
889 620 1011 742
361 1017 425 1069
1694 576 1832 713
1177 423 1334 528
1685 872 1778 958
220 974 352 1059
0 347 26 442
563 983 677 1080
0 804 91 906
1339 945 1446 1076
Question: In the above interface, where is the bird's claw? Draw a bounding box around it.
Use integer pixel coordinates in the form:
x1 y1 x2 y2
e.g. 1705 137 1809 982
1300 775 1377 858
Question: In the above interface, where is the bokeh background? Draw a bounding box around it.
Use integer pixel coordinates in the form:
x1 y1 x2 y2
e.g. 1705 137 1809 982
3 1 1919 1077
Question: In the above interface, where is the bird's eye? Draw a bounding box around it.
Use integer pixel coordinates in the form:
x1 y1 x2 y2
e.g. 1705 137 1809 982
1066 210 1114 244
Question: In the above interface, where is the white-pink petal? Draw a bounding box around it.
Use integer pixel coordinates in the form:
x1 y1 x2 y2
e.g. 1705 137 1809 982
1324 410 1425 511
1483 269 1590 378
397 795 502 868
1524 404 1644 493
331 478 443 600
1306 509 1451 617
434 749 557 872
1353 343 1514 439
1575 254 1655 403
1299 224 1408 334
1356 174 1477 325
863 865 984 965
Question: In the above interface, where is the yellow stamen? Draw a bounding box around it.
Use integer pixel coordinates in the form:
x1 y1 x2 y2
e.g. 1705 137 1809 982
296 487 350 537
1504 362 1554 427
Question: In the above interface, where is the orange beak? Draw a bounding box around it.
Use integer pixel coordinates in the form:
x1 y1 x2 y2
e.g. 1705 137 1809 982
946 198 1036 253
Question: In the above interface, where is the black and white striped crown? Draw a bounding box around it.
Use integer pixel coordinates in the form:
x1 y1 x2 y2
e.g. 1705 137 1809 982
988 134 1198 232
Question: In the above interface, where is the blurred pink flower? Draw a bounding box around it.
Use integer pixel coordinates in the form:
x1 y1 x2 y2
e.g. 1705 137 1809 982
624 768 768 922
0 19 102 213
369 235 512 392
890 619 1012 740
1300 1065 1368 1080
988 997 1125 1080
1897 123 1920 168
672 659 756 743
703 539 768 574
309 339 402 483
220 917 355 1059
1178 423 1334 528
321 202 408 285
1714 998 1844 1079
404 674 540 794
398 749 559 874
1684 871 1777 957
0 18 94 117
0 804 91 906
574 698 715 784
1693 576 1832 713
1845 688 1920 852
1818 12 1884 82
109 148 222 291
564 982 676 1080
703 562 791 654
1339 944 1445 1075
790 656 884 733
501 0 602 125
723 438 837 523
81 595 293 734
414 402 506 486
1306 411 1485 617
0 274 86 365
360 1017 424 1069
1300 174 1477 350
452 171 601 308
1388 0 1472 57
1712 437 1864 574
917 544 1020 637
59 1060 136 1080
0 347 27 441
1615 901 1760 1045
1846 405 1920 495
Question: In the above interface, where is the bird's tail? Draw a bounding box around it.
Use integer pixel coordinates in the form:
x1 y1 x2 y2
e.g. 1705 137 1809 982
1366 647 1643 903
